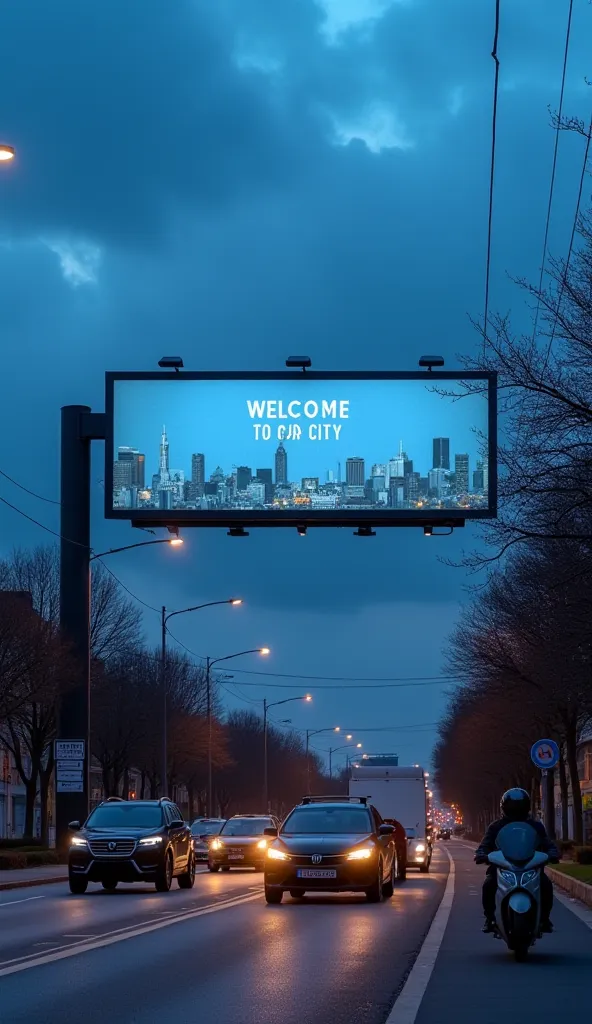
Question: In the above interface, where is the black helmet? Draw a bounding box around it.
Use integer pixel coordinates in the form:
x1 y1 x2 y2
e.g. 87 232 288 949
500 788 530 820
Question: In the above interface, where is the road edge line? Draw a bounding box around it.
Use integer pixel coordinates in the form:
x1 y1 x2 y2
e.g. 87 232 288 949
0 890 261 978
385 848 455 1024
0 875 67 892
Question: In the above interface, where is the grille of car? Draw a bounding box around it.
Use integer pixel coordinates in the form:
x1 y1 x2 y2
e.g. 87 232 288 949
88 839 136 857
289 853 348 866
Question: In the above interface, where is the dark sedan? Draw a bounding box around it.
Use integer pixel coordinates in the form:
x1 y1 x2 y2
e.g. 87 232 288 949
190 818 226 861
208 815 280 872
263 797 396 904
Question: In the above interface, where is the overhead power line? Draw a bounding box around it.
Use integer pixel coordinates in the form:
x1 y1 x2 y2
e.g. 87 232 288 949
0 468 60 505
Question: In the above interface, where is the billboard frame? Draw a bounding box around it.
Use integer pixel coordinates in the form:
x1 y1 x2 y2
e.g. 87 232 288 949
104 369 497 529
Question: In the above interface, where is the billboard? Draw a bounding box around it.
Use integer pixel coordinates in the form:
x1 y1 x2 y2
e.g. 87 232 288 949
105 371 497 527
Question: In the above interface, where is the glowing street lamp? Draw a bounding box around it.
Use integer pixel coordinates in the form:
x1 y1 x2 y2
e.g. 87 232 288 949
0 144 15 163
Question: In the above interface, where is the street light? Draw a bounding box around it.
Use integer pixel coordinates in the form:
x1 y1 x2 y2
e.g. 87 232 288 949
263 694 312 811
327 742 362 779
305 727 340 793
205 648 270 815
89 537 184 561
161 600 243 798
0 144 15 162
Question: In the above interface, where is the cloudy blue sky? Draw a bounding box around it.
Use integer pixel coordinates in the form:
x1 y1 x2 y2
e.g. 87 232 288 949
1 0 590 774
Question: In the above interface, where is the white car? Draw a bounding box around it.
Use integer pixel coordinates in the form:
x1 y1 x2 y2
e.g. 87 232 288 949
406 827 431 873
190 818 226 861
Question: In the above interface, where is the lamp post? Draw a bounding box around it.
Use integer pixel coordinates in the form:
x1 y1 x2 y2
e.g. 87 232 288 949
160 599 243 799
328 742 362 779
305 727 341 793
263 695 312 812
205 648 270 815
89 537 183 561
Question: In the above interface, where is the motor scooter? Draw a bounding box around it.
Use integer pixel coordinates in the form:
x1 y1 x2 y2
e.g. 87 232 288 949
487 821 549 961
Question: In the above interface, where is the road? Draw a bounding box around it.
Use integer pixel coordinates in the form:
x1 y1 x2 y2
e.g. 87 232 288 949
0 845 590 1023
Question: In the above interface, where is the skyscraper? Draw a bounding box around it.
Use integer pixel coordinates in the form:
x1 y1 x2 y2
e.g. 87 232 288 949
275 444 288 485
159 426 170 485
473 461 485 490
191 453 205 495
433 437 450 470
117 446 145 487
256 468 273 503
455 454 469 494
346 457 365 486
236 466 252 492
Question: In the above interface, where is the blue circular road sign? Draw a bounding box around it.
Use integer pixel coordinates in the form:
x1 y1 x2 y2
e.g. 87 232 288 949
530 739 559 770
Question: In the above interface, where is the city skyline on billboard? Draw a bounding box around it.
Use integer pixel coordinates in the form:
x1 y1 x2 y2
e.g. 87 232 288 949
105 372 496 524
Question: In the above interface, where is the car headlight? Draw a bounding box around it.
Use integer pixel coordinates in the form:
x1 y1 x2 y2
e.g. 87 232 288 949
415 843 426 853
257 839 268 849
520 869 537 885
267 847 288 861
347 847 374 861
210 839 222 851
70 836 87 847
139 836 163 846
499 869 517 886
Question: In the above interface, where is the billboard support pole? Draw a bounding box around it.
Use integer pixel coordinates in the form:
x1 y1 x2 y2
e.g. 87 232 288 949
57 407 105 853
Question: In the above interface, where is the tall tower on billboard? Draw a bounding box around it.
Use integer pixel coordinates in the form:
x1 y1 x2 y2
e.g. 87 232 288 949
191 453 205 495
455 453 469 493
433 437 450 470
159 425 170 486
275 443 288 485
346 458 365 486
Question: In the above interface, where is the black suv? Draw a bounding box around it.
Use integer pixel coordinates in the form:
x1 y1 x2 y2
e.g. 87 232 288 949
67 798 195 894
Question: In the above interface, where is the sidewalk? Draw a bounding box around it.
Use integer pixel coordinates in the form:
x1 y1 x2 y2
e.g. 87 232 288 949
0 865 67 891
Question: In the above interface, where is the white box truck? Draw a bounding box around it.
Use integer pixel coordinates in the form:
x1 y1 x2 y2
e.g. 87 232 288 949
349 764 432 872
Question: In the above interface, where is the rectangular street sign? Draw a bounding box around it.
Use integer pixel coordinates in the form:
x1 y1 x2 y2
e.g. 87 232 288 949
105 370 498 529
55 740 85 760
57 760 83 772
57 780 84 793
56 770 83 782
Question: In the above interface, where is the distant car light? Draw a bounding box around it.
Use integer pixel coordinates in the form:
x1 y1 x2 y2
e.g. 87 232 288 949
257 839 268 849
415 843 426 853
210 839 223 851
347 847 373 861
267 847 288 861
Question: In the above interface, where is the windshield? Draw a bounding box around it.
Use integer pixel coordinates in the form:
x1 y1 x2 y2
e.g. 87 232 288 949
191 820 224 836
86 804 163 829
496 821 539 863
282 807 373 834
221 818 272 836
406 828 417 839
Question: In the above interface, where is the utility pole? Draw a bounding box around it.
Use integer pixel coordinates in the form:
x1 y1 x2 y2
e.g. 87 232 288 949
207 657 212 817
263 699 268 812
57 405 105 852
161 607 167 797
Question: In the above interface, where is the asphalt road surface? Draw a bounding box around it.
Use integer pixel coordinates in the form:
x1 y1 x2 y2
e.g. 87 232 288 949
0 846 590 1024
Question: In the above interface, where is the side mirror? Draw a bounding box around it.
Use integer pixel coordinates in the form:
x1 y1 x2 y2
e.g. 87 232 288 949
378 824 395 836
263 826 278 837
68 820 81 831
169 819 185 830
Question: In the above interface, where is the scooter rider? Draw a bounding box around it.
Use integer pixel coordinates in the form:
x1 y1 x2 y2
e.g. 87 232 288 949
475 788 560 934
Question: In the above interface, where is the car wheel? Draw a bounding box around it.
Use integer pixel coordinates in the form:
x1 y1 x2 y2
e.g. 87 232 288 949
155 851 173 892
178 852 196 889
221 866 231 872
397 862 407 882
382 860 395 899
68 874 88 895
365 862 384 903
289 889 305 899
102 880 118 891
419 862 429 873
208 862 220 873
265 886 283 904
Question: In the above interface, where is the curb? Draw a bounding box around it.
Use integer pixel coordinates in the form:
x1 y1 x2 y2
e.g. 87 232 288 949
548 866 592 909
0 875 67 892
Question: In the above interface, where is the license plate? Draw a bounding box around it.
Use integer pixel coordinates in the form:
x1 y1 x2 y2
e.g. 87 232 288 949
229 852 244 860
296 868 337 880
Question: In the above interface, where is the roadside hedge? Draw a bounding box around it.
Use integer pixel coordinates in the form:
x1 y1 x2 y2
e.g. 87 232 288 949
0 838 43 850
0 850 62 870
574 846 592 865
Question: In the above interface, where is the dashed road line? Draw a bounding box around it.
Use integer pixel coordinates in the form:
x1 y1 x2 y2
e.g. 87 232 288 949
0 895 47 909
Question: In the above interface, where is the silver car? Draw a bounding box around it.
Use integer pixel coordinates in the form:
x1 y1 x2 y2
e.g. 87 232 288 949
190 818 226 861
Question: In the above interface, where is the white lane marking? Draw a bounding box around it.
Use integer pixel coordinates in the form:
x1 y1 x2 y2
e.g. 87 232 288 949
62 934 98 939
0 891 261 977
0 895 47 909
386 849 454 1024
